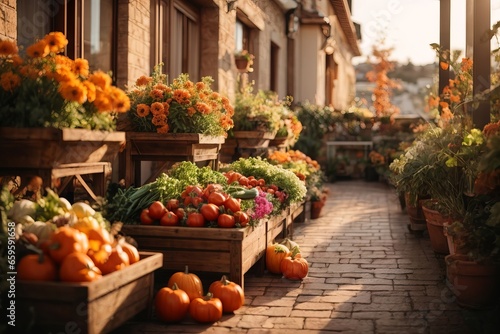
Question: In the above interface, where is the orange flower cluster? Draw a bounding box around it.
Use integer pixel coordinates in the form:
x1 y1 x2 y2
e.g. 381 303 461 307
368 150 385 166
0 32 129 130
128 68 234 136
268 150 321 171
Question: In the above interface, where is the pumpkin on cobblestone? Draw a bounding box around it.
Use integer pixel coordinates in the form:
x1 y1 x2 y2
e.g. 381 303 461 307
155 283 190 322
168 265 204 301
189 293 223 323
280 247 308 280
208 275 245 313
265 243 290 274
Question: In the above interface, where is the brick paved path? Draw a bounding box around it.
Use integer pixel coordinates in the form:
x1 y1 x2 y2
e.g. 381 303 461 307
116 180 498 333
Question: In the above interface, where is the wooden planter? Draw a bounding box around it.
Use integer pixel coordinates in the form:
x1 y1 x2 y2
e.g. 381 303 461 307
16 252 163 334
121 204 304 289
232 131 275 148
119 132 225 186
0 127 125 168
0 128 125 198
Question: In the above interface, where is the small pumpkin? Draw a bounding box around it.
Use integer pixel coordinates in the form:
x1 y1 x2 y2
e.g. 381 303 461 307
97 244 130 275
189 292 223 323
17 252 57 281
265 243 290 274
49 226 89 263
120 240 140 264
280 247 309 280
59 252 102 282
155 283 191 322
167 265 203 301
208 275 245 313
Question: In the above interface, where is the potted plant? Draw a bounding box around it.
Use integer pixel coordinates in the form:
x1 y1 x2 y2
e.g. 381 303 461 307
234 50 254 72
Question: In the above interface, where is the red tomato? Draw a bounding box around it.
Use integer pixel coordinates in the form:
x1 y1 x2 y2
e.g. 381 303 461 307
191 196 204 208
208 192 226 206
224 197 241 213
166 199 179 211
257 179 266 187
187 212 206 227
217 214 235 228
174 207 186 220
149 201 166 220
249 179 258 187
160 211 179 226
202 184 223 199
140 209 154 225
200 203 220 221
233 211 249 227
238 177 249 186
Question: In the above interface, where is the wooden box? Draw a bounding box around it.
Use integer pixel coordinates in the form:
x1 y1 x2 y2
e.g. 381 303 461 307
120 132 225 186
0 127 126 169
121 210 295 289
16 252 163 334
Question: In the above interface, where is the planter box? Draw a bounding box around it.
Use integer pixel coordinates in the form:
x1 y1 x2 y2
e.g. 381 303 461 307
0 127 125 168
16 252 163 334
120 132 225 186
121 205 304 289
232 131 275 148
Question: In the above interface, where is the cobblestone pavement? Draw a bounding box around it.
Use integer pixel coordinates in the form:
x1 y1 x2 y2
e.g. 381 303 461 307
115 180 499 334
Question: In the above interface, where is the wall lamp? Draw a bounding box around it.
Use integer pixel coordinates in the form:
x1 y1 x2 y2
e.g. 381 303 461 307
226 0 238 13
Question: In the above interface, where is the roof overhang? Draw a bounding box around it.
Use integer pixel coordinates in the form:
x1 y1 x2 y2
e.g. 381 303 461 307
329 0 361 57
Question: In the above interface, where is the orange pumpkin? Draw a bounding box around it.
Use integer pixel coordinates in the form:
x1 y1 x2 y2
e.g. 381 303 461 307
87 243 112 268
17 252 57 281
49 226 89 263
265 243 290 274
97 244 129 275
59 252 102 282
280 248 309 280
167 266 203 301
120 241 140 264
189 293 223 323
86 226 112 251
208 275 245 313
155 283 191 322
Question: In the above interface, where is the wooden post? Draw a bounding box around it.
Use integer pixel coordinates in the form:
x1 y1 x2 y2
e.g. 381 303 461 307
466 0 491 129
439 0 450 96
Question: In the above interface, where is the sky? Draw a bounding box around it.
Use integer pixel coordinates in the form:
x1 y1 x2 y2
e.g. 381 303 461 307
351 0 500 65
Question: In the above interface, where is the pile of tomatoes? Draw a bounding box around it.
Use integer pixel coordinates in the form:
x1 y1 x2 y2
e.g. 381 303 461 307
223 171 288 203
140 183 250 228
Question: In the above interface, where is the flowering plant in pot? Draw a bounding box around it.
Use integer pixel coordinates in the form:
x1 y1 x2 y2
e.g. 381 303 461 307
0 32 129 130
124 64 234 137
234 50 254 72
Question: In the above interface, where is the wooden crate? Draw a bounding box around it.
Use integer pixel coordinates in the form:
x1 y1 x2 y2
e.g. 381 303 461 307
119 132 225 186
16 252 163 334
0 127 126 168
121 210 295 289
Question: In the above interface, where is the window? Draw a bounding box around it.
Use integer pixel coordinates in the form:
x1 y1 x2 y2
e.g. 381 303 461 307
151 0 200 79
235 20 250 52
17 0 116 75
270 42 279 92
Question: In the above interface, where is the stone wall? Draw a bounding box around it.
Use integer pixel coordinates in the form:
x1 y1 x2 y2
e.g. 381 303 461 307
0 0 16 40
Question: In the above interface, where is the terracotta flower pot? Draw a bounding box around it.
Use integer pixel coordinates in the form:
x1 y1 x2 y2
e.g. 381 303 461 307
310 200 324 219
404 193 428 233
422 200 452 254
445 254 500 309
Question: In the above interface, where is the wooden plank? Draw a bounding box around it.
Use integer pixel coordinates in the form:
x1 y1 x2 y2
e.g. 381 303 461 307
131 236 232 251
122 225 248 241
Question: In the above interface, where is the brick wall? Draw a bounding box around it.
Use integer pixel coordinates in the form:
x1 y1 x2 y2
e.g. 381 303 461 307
0 0 16 40
116 0 151 89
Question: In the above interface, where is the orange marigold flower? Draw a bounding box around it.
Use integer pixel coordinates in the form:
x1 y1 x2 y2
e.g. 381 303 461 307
136 75 152 86
183 80 194 89
220 115 234 129
440 61 449 70
449 93 461 103
26 40 49 58
59 80 87 104
54 66 77 83
0 72 21 91
10 54 23 66
89 70 112 90
0 39 18 56
483 121 500 138
151 101 164 115
154 83 169 91
461 57 473 72
150 89 164 100
44 31 68 53
152 114 167 126
187 107 196 116
108 86 130 113
73 58 89 78
157 124 169 134
136 104 150 117
195 102 212 115
173 89 191 104
82 81 96 102
439 101 449 109
94 91 113 112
